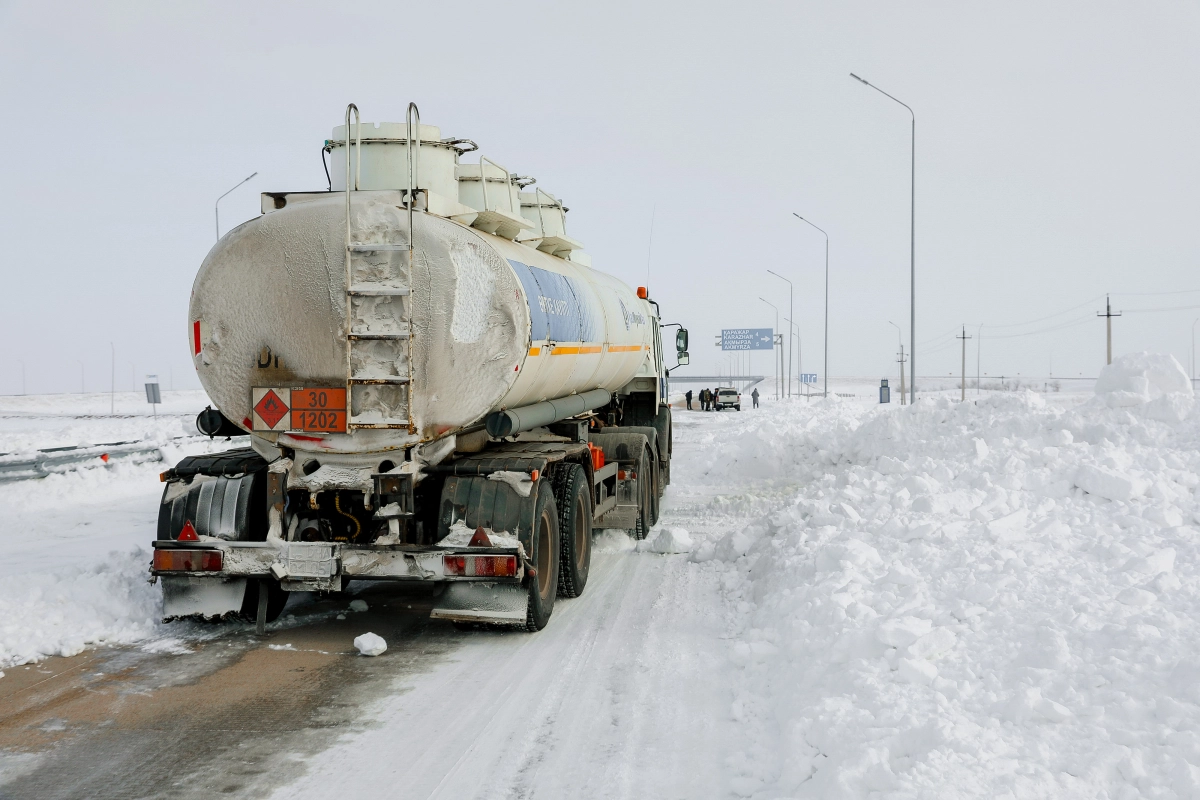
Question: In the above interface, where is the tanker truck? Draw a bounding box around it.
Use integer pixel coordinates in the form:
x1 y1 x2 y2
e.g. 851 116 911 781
150 104 690 631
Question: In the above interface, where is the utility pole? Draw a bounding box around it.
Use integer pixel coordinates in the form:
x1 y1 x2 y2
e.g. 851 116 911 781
1097 294 1121 365
110 343 115 415
897 345 907 405
956 326 972 401
976 324 983 395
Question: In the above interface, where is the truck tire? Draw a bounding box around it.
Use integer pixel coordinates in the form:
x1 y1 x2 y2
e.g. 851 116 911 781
647 455 661 528
653 405 672 491
633 447 654 540
526 480 561 631
554 463 591 598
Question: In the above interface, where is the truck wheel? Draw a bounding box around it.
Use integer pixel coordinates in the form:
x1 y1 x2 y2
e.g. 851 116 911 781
554 463 591 598
240 578 288 624
633 447 653 540
525 481 561 631
647 456 661 527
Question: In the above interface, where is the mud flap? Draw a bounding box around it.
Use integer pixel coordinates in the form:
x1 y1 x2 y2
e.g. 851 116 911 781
161 576 248 620
430 582 528 625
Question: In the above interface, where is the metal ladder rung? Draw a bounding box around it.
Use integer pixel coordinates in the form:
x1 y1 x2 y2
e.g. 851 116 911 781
349 331 411 340
348 243 411 252
348 376 411 385
349 286 410 297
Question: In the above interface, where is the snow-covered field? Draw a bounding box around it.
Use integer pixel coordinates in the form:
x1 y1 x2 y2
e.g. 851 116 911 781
3 355 1200 797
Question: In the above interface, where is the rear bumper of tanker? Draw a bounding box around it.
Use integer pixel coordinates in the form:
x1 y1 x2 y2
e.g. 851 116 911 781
151 539 527 623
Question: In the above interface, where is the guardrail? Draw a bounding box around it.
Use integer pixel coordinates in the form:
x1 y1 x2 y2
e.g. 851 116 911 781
0 436 248 484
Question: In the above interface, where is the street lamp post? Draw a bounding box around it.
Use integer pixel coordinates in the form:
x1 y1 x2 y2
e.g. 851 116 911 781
759 297 781 399
793 213 829 399
851 73 915 405
785 317 802 399
215 172 259 240
767 269 793 398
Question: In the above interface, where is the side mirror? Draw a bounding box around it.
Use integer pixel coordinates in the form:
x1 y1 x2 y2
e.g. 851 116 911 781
676 351 690 366
676 329 689 353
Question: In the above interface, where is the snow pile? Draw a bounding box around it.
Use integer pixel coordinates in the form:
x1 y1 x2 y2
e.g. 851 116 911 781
354 632 387 656
637 526 694 554
1095 352 1194 420
691 373 1200 797
0 548 162 667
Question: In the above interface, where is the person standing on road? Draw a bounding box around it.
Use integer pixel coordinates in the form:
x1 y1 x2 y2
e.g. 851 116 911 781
752 387 760 409
685 389 693 410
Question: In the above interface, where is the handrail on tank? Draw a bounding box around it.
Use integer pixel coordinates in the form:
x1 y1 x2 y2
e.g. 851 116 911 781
477 156 509 215
533 187 565 239
343 103 361 391
406 102 420 254
343 103 361 248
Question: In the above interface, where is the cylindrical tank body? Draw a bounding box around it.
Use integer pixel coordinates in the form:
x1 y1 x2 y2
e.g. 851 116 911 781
189 192 654 459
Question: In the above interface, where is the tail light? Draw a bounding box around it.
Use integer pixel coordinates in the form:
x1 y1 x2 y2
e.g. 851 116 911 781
153 549 223 572
443 554 518 577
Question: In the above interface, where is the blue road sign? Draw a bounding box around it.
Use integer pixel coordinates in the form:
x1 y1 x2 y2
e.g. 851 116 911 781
721 328 774 351
800 373 818 384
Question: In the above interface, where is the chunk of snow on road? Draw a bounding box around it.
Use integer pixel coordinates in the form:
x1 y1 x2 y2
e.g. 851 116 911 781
353 632 387 656
348 599 368 612
636 527 693 554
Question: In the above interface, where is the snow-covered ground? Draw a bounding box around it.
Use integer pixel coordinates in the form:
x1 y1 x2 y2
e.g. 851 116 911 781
0 390 237 666
4 356 1200 797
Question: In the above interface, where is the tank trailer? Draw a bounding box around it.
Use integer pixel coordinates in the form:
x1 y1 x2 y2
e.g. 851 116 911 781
152 104 690 631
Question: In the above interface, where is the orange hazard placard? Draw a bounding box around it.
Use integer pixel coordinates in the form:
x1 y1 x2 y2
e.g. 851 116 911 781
291 387 347 433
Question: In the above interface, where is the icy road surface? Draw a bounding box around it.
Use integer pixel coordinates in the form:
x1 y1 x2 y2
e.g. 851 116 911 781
5 355 1200 798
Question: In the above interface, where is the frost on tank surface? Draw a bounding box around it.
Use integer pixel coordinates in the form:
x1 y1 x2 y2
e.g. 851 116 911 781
190 192 529 449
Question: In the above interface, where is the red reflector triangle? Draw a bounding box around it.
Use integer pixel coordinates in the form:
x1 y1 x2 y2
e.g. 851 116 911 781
469 526 492 548
178 520 199 541
100 453 109 463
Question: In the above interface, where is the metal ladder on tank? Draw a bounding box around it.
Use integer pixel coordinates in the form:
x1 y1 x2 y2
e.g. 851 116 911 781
342 103 420 432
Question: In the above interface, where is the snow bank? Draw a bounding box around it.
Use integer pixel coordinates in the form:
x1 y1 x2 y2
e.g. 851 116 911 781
689 363 1200 797
0 548 163 667
1095 352 1194 418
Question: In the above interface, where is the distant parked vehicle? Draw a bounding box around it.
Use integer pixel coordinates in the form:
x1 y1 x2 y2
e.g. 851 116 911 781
714 388 741 411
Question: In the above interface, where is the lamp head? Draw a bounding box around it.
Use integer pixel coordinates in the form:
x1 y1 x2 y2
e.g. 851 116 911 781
850 73 869 85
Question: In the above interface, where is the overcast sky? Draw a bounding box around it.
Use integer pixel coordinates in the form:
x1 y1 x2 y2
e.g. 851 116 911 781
1 0 1197 395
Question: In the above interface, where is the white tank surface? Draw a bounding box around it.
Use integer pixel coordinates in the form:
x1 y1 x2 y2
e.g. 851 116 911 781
190 143 655 461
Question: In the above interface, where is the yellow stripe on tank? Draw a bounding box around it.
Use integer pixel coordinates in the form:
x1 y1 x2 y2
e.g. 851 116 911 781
550 345 603 355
